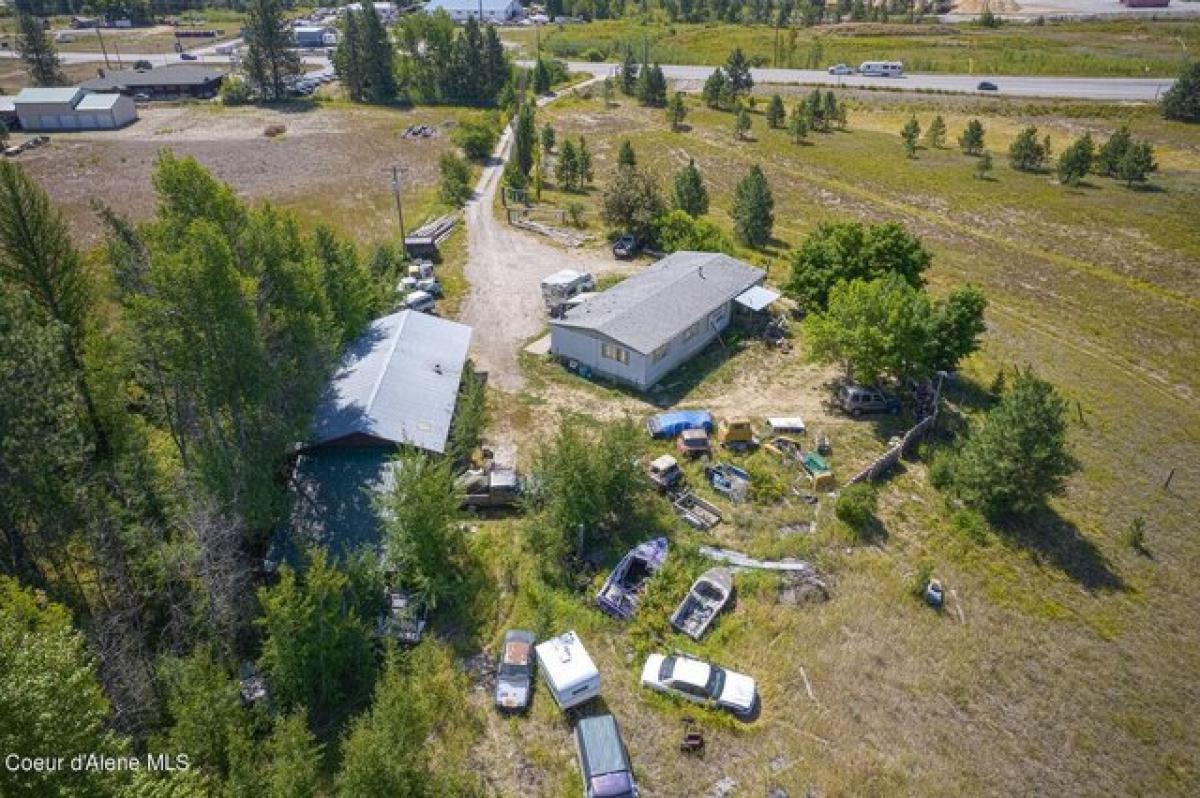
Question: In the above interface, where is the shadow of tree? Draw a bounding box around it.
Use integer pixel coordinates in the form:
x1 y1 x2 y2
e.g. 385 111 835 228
994 507 1123 592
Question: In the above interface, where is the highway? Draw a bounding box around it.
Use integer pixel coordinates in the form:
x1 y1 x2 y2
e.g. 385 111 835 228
2 48 1175 102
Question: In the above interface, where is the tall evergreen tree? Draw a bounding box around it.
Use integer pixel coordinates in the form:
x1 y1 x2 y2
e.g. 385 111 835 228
671 158 709 217
901 116 921 158
576 136 594 185
1008 126 1048 171
732 164 774 247
620 48 639 95
513 103 537 178
334 10 365 102
618 139 638 167
702 68 727 109
556 138 580 190
766 94 786 128
15 11 65 87
925 114 947 149
788 103 809 143
667 91 688 131
724 47 754 96
360 1 398 103
958 118 986 155
244 0 302 101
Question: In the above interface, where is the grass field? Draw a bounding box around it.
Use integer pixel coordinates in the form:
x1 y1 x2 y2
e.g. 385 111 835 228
446 87 1200 795
503 18 1200 77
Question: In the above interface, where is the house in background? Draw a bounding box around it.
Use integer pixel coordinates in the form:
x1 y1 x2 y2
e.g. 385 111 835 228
423 0 522 23
13 87 137 131
271 310 473 566
341 2 400 22
80 64 226 99
293 25 338 48
550 251 768 392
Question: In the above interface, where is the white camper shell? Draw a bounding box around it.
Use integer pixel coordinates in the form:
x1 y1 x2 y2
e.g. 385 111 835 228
535 630 600 710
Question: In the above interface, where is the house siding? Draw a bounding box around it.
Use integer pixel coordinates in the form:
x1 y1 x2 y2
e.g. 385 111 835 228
550 326 649 388
643 300 733 387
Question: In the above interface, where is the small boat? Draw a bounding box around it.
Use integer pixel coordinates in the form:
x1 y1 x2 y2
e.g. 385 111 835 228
670 567 733 640
595 537 668 619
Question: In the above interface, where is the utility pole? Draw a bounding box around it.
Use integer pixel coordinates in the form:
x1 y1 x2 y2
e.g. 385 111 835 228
95 25 112 69
390 166 407 245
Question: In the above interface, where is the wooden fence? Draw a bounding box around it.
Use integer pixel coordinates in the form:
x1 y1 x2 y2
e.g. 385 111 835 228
846 374 944 485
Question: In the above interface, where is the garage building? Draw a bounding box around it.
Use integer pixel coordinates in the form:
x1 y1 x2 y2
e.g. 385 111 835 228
13 87 137 131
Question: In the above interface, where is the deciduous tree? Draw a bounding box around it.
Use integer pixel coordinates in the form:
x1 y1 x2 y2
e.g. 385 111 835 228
1056 132 1094 185
786 220 932 310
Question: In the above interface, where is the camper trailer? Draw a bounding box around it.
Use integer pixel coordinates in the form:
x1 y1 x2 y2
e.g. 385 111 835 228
535 630 600 710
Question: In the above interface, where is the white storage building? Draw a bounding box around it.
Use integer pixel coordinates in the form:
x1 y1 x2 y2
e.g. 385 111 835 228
424 0 522 23
13 87 137 131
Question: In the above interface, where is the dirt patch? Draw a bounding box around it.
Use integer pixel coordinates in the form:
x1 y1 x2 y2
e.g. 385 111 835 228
18 103 464 247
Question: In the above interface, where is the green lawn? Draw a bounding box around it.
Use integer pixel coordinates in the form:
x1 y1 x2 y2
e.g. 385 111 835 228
504 18 1200 77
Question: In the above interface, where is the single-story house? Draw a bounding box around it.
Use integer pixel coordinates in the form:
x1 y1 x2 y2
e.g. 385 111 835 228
13 87 137 131
423 0 521 23
80 64 226 99
271 309 473 565
550 251 768 391
293 25 338 48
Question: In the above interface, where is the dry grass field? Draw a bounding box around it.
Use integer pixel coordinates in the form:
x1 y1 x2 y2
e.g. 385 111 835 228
447 86 1200 796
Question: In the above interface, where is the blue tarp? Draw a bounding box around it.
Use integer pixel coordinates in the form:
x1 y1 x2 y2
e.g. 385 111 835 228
646 410 714 438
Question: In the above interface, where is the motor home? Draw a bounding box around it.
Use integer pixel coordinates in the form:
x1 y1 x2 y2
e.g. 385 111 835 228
541 269 595 313
535 630 600 710
858 61 904 77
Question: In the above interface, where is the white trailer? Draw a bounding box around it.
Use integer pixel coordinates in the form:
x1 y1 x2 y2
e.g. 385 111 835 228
859 60 904 77
541 269 595 312
535 630 600 710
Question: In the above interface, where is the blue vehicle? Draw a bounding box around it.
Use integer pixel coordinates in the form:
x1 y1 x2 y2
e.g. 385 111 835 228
646 410 714 439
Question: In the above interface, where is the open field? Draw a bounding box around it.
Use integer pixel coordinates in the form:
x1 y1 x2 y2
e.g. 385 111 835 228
502 18 1200 77
0 58 105 93
441 85 1200 795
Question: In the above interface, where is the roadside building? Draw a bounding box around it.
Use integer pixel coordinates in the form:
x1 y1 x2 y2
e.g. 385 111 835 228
293 25 338 47
549 251 768 391
13 87 137 131
423 0 522 23
342 2 400 21
80 64 226 99
273 310 474 564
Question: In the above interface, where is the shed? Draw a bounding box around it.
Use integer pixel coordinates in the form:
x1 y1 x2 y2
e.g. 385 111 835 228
293 26 337 47
549 251 765 391
424 0 522 22
304 309 473 456
14 87 138 131
73 92 137 128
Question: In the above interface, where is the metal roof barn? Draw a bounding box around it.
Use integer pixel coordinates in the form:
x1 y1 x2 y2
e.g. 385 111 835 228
305 310 472 455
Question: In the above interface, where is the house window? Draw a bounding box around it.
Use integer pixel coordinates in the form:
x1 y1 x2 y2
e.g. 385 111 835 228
601 343 629 364
651 343 670 363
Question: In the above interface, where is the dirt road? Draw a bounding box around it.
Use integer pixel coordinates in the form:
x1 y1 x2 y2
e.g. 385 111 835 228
459 82 622 393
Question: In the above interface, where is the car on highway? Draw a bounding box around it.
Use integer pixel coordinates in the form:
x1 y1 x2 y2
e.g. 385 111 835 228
827 63 854 75
612 234 639 259
641 652 758 718
977 81 999 91
494 629 535 712
180 52 198 61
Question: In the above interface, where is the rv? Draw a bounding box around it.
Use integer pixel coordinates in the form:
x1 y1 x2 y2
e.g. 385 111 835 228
541 269 595 313
859 60 904 77
535 630 600 710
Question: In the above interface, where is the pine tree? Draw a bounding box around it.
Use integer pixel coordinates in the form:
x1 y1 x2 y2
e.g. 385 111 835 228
733 164 774 247
702 68 727 109
1117 140 1156 187
360 2 398 103
823 91 838 128
620 48 639 95
805 89 825 131
532 58 552 95
958 118 985 155
901 116 921 158
973 150 994 180
634 59 652 103
1095 125 1131 177
836 103 848 131
925 114 947 149
15 12 65 87
766 94 786 128
1056 133 1094 186
1008 126 1048 171
672 158 709 216
667 91 688 132
735 107 752 140
725 47 754 96
618 139 637 167
556 138 579 190
541 123 556 153
788 104 809 143
646 64 668 107
577 137 594 185
513 103 537 178
1161 61 1200 123
335 10 365 101
244 0 302 102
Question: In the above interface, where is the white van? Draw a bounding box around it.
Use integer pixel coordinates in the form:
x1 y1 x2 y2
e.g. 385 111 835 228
859 61 904 77
535 630 600 710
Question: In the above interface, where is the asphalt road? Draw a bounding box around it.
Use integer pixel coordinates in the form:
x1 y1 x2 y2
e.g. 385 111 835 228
2 48 1173 101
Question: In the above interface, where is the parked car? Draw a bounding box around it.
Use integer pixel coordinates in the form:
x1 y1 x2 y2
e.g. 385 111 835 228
416 277 443 297
837 385 901 417
133 92 151 101
646 410 714 439
457 466 522 508
646 454 684 491
641 653 757 718
977 81 999 91
827 63 854 75
494 629 536 712
612 234 639 259
676 428 711 458
404 290 436 313
574 714 639 798
4 145 24 157
180 52 198 60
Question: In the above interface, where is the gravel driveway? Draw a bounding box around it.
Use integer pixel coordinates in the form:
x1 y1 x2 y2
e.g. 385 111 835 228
459 81 624 393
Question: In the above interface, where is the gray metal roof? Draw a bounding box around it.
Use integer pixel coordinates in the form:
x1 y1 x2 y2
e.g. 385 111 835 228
15 87 84 105
426 0 516 10
734 285 781 312
552 252 764 354
308 310 472 454
80 64 226 91
75 93 123 111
